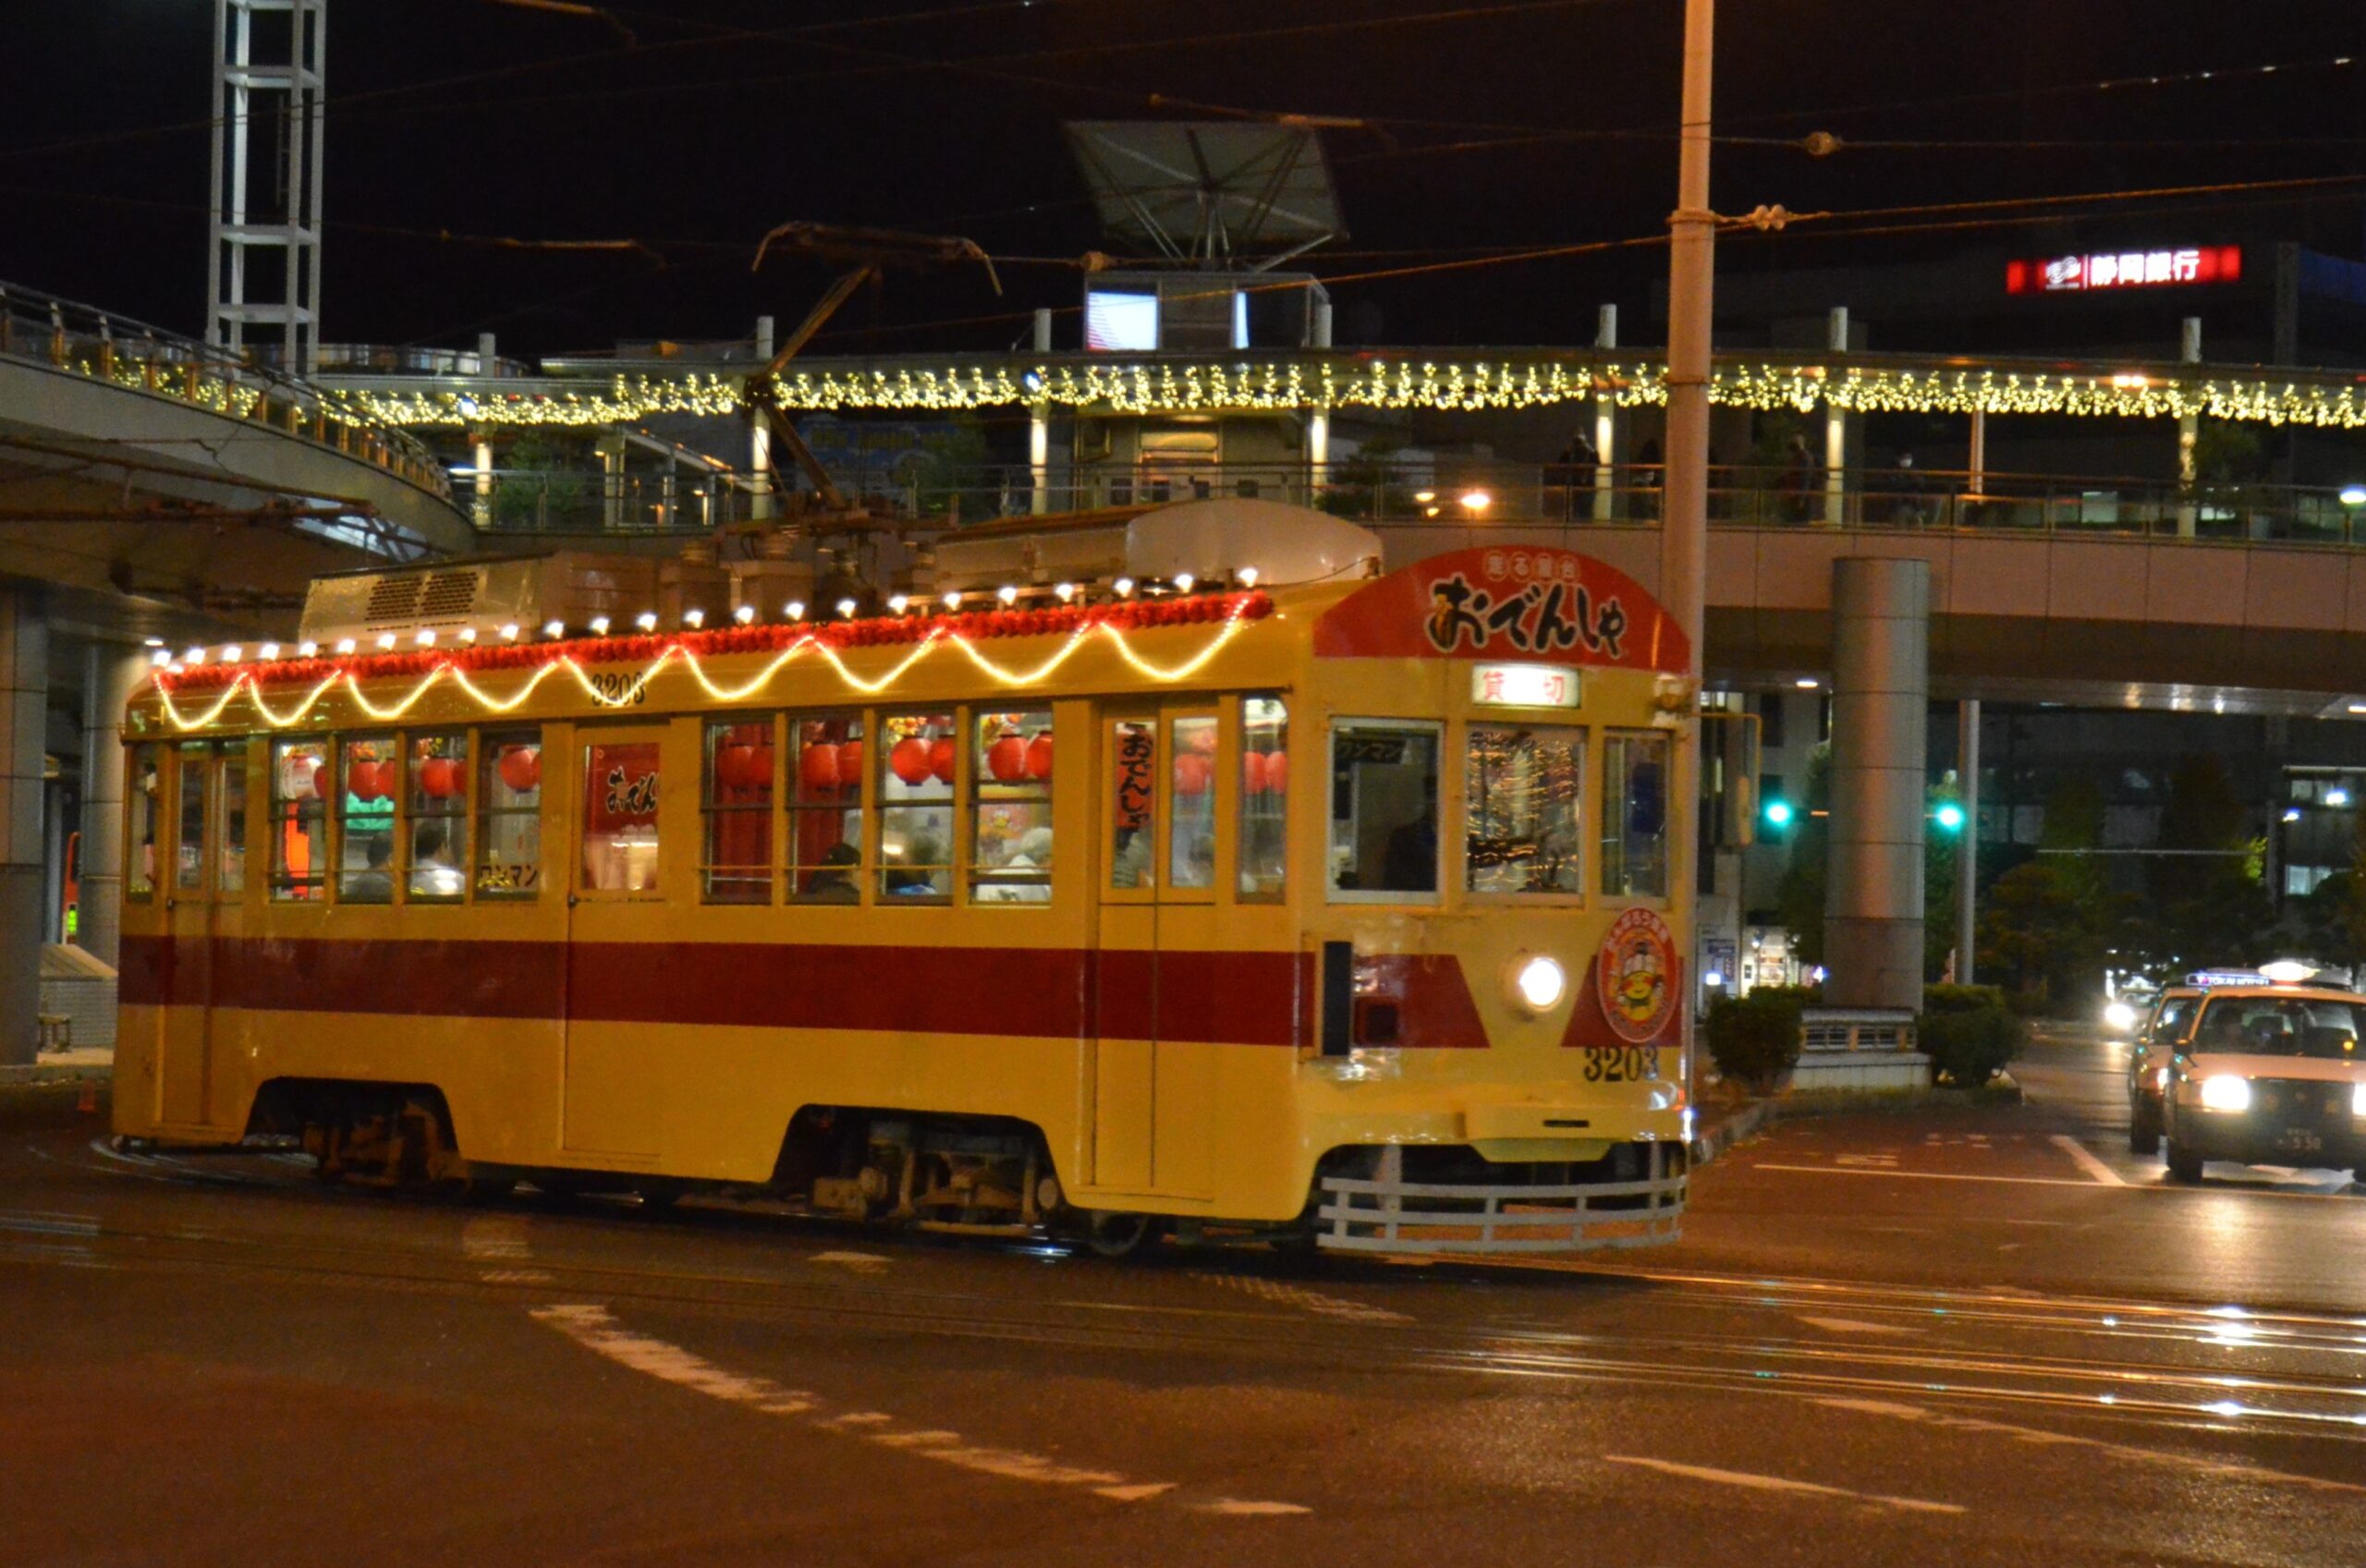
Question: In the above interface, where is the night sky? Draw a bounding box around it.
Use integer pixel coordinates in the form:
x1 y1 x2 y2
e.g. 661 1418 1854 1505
5 2 2364 358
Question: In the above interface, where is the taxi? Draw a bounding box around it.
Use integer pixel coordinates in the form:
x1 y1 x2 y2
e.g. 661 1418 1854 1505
2127 985 2203 1154
2160 986 2366 1183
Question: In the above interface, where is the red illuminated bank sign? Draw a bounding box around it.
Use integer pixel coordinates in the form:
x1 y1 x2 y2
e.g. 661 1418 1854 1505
1312 546 1690 673
2006 245 2240 295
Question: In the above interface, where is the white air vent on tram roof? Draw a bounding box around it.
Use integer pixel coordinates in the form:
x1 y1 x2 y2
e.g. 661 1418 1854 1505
299 553 659 647
930 498 1380 594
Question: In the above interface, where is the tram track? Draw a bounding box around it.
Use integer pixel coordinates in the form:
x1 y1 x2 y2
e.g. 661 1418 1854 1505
9 1176 2366 1469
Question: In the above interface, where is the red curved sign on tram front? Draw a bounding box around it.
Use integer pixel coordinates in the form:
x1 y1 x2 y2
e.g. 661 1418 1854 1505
1312 546 1690 675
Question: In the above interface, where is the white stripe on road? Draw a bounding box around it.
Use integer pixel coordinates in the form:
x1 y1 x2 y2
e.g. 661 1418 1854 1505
531 1304 1309 1516
1795 1314 1917 1337
1748 1162 2348 1199
1600 1454 1965 1515
2049 1135 2128 1186
1191 1271 1412 1324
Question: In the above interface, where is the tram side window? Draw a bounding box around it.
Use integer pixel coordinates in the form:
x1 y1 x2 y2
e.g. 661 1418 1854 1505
1328 723 1440 898
878 711 955 900
581 739 661 893
1109 720 1156 891
1238 696 1288 902
1169 715 1217 890
1602 731 1671 899
268 739 328 901
972 709 1052 903
126 744 160 901
476 732 542 901
1467 727 1584 894
175 748 208 893
788 715 863 903
337 735 398 903
407 732 469 903
217 744 249 898
702 717 775 905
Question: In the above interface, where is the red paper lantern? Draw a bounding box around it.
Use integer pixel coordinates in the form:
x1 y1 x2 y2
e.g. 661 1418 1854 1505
1242 751 1268 795
715 744 755 790
890 735 934 785
1265 749 1288 796
1024 732 1054 781
800 741 841 794
498 745 541 794
306 756 331 799
986 735 1029 784
1174 752 1212 796
1186 723 1217 755
418 757 462 798
930 735 957 784
838 740 863 782
348 759 388 803
747 745 775 790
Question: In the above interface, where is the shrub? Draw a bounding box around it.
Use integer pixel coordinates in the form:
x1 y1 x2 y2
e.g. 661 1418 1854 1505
1918 996 2026 1088
1705 989 1806 1094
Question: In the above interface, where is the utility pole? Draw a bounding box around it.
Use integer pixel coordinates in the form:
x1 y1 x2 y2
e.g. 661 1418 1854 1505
1664 0 1715 1098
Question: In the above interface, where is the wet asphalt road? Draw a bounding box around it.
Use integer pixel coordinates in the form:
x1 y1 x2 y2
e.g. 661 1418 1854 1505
5 1031 2365 1568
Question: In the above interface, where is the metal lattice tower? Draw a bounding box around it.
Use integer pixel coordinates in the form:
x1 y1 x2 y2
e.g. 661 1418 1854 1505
207 0 325 374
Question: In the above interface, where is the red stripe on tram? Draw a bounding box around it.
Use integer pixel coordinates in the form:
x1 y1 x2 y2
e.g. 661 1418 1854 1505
119 936 1311 1047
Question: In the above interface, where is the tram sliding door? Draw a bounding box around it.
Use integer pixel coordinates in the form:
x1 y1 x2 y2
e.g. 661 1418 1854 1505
1090 706 1217 1198
154 743 217 1128
562 723 670 1159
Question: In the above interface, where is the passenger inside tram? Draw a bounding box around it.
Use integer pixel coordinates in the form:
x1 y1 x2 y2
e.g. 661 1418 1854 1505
345 833 395 902
804 841 860 903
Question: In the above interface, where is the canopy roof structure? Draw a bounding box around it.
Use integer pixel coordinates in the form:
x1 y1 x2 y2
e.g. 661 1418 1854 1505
1064 122 1344 265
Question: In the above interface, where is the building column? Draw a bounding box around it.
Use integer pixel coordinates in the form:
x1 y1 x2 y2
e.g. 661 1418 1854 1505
1030 308 1053 517
2176 316 2201 539
750 314 775 522
0 589 49 1065
77 643 144 972
1956 698 1980 987
1823 557 1929 1012
1823 306 1848 528
1592 303 1618 522
1307 298 1333 506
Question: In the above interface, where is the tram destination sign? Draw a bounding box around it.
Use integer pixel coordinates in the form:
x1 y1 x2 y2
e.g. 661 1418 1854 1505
1470 662 1580 709
1313 546 1689 673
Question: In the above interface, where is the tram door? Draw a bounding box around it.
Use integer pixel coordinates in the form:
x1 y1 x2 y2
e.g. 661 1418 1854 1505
154 743 218 1127
1092 707 1218 1197
562 724 670 1158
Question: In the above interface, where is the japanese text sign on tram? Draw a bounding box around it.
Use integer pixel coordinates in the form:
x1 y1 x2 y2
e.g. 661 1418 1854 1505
1312 546 1689 674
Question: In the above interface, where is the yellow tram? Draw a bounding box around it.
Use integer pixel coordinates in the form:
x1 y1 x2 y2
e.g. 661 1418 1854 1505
116 514 1696 1254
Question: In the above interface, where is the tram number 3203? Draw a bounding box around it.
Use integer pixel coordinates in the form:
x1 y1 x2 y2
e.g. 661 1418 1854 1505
1582 1047 1661 1083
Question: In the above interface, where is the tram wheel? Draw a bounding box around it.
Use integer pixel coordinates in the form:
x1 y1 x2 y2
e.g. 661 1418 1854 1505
1081 1209 1163 1259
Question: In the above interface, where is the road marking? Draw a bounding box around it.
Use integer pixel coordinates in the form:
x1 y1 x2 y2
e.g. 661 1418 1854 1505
1191 1271 1412 1325
1795 1315 1916 1337
811 1250 892 1272
1750 1162 2348 1200
1810 1395 2366 1496
532 1304 1309 1515
1600 1454 1964 1515
2049 1135 2127 1186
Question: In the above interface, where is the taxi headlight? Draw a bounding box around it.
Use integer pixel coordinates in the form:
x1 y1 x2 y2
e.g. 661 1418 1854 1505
2353 1082 2366 1119
2155 1065 2170 1090
2199 1075 2252 1113
1508 954 1567 1014
2104 1002 2137 1033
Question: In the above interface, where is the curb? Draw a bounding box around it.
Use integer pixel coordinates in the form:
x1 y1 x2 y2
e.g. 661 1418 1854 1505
1689 1099 1773 1167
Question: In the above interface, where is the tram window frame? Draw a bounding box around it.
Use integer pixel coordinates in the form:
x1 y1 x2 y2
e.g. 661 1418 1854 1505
404 731 470 905
1237 694 1289 904
876 710 957 903
126 743 161 902
174 745 210 894
1464 724 1586 900
701 714 778 906
578 729 665 897
970 707 1053 905
475 729 543 902
787 712 865 905
1324 719 1444 906
1601 729 1672 902
215 740 250 901
1105 715 1160 896
1166 711 1221 897
335 734 400 904
266 737 330 902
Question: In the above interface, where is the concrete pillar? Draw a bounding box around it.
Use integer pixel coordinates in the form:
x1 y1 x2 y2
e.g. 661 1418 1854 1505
1968 407 1987 492
78 643 142 971
2176 316 2201 539
1029 309 1053 516
1823 557 1929 1012
471 331 496 526
0 589 48 1065
1955 698 1980 987
1823 306 1848 528
750 314 775 522
1592 304 1617 522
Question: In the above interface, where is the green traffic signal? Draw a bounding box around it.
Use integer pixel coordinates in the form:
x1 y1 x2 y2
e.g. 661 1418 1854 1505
1934 801 1966 832
1762 798 1794 829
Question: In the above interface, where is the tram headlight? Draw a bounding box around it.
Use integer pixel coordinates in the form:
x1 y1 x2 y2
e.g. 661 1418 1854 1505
1506 954 1567 1015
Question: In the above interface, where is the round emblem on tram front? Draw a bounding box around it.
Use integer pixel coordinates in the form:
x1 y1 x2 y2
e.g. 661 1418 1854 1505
1596 906 1677 1044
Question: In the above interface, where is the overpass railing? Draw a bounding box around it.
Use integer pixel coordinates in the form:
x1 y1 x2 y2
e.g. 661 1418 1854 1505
0 283 453 504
